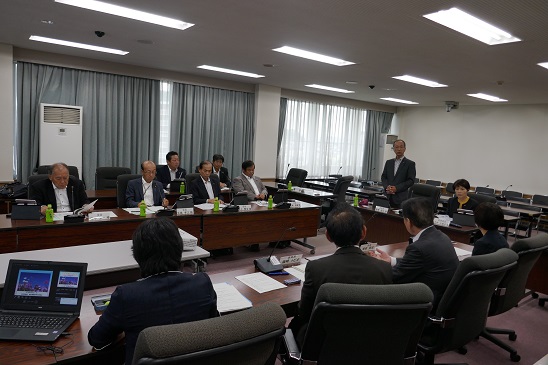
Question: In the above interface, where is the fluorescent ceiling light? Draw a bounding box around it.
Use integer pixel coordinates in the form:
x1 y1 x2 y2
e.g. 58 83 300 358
423 7 520 45
273 46 354 66
392 75 447 88
467 93 507 102
30 35 128 55
197 65 264 78
380 97 418 105
538 62 548 70
55 0 194 30
305 84 354 93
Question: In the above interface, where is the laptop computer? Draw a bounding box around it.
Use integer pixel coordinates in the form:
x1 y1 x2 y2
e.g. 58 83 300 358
0 259 87 342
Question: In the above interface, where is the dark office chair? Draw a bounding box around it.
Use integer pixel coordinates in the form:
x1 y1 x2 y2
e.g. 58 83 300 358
116 174 141 208
283 168 308 187
408 183 441 213
474 186 495 196
184 173 201 191
502 190 523 200
468 192 497 205
320 175 353 223
27 174 49 199
281 282 433 365
425 179 441 187
36 164 80 179
445 182 455 194
505 196 531 204
417 248 518 365
132 302 286 365
95 167 131 190
479 234 548 362
506 202 542 237
532 194 548 206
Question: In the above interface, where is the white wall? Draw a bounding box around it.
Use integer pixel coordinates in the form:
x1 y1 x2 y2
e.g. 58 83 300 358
0 44 14 182
396 104 548 195
253 84 281 179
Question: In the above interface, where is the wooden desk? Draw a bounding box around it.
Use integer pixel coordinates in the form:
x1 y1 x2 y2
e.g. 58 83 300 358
264 181 335 205
86 190 202 209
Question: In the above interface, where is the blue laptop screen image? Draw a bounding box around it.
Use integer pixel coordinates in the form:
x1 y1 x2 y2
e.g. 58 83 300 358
13 269 81 306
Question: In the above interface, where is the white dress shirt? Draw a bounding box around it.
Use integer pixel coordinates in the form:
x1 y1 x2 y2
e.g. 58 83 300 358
201 177 215 200
142 178 155 206
53 182 71 212
245 175 260 196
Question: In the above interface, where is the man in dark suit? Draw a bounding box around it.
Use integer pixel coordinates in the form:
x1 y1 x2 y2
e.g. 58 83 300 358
290 204 392 343
88 218 218 365
156 151 187 189
31 162 91 214
232 160 268 201
375 197 458 309
126 161 169 208
212 154 230 188
189 160 224 204
381 139 416 209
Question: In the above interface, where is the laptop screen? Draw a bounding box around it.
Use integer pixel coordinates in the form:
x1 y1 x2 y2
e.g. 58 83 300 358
1 260 87 314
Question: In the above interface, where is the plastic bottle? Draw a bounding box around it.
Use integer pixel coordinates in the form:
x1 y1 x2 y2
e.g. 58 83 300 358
180 181 185 194
213 197 220 212
353 194 359 207
45 204 54 223
287 180 293 191
268 195 273 209
139 200 146 217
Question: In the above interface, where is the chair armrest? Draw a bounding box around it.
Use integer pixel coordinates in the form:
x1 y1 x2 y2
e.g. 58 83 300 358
282 328 301 362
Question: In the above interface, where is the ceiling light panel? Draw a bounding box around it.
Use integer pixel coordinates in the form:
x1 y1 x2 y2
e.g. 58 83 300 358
197 65 264 78
380 97 418 105
273 46 354 66
538 62 548 70
30 35 128 55
467 93 507 102
423 8 520 45
55 0 194 30
305 84 354 93
392 75 447 87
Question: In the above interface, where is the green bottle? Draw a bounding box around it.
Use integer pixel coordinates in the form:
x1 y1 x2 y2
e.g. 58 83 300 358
139 200 146 217
180 181 185 194
268 195 273 209
287 180 293 191
45 204 54 223
353 194 359 207
213 197 219 212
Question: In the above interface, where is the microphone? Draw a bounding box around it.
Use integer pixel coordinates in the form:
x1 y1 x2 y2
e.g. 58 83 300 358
503 184 512 192
254 227 297 273
71 186 74 211
274 189 290 209
337 166 342 175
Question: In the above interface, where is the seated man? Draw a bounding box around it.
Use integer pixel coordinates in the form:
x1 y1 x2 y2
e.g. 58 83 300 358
88 218 219 365
156 151 187 190
126 161 169 208
374 197 458 310
31 162 92 214
212 154 230 188
473 202 508 256
289 204 392 344
189 160 224 204
232 160 268 201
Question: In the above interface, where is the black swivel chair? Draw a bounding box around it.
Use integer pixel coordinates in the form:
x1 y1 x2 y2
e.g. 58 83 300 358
36 164 80 179
417 248 518 365
27 174 49 199
320 175 353 223
502 190 523 200
95 167 131 190
479 234 548 362
132 302 286 365
283 168 308 188
425 179 441 187
282 282 433 365
408 183 441 213
445 182 455 194
116 174 142 208
184 173 200 191
474 186 495 196
468 192 497 205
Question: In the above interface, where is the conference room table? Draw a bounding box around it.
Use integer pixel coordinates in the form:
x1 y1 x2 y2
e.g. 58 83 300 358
264 181 336 206
0 241 474 365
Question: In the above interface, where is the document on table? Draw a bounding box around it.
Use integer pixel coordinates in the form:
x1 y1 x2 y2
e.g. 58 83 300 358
284 263 308 281
235 272 287 293
454 247 472 261
53 212 73 221
123 207 159 215
195 203 227 210
213 282 252 313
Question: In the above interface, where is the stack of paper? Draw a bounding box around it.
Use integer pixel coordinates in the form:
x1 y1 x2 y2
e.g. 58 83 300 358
212 282 252 313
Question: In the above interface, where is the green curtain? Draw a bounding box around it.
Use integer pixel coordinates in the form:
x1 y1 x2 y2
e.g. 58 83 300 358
362 110 394 180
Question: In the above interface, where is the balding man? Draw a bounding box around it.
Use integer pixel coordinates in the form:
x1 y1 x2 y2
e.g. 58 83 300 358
31 163 91 214
125 161 169 208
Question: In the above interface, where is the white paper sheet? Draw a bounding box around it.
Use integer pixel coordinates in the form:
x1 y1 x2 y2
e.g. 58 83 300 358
213 282 253 313
235 272 286 293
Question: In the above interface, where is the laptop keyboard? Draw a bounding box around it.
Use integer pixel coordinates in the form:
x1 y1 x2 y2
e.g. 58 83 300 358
0 315 69 329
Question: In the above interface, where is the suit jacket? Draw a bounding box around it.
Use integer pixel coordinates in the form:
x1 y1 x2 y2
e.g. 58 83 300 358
447 196 479 217
292 246 392 342
125 178 165 207
213 166 231 187
156 165 187 189
392 226 458 309
189 174 222 204
232 174 268 201
381 157 416 208
30 177 89 212
472 229 509 256
88 272 218 365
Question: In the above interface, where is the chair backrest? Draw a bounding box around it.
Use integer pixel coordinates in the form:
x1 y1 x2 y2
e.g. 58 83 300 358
185 173 201 190
425 179 441 187
489 234 548 317
445 182 454 194
508 202 542 213
300 282 433 364
132 302 286 365
116 174 142 208
27 174 49 199
468 192 497 205
474 186 495 196
532 194 548 206
420 249 518 355
506 196 531 204
95 167 132 190
332 175 353 202
502 190 523 199
408 183 441 212
285 168 308 187
36 164 79 179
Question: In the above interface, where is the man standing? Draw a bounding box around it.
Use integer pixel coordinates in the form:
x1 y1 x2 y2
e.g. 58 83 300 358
31 163 91 214
290 204 392 343
212 154 230 188
189 160 224 204
374 197 458 309
126 161 169 208
381 139 416 209
156 151 186 189
232 160 268 201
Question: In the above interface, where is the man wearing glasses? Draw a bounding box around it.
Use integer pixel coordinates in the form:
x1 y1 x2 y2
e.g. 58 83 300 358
126 160 169 208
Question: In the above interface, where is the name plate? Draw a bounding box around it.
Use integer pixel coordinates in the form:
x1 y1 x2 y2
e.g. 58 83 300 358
239 204 252 211
279 254 303 266
177 208 194 215
88 212 111 221
290 201 301 208
293 187 305 193
360 242 377 252
433 217 450 227
375 206 389 213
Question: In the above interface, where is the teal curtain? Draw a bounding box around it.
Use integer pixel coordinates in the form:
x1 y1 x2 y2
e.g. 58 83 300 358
362 110 394 180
